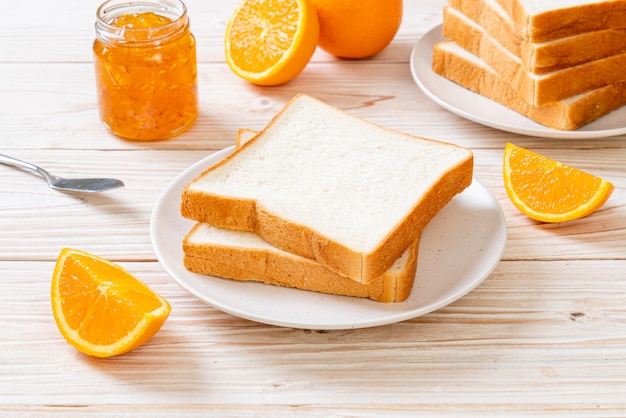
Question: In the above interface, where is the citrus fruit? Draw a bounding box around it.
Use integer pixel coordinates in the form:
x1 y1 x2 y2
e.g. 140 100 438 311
310 0 402 58
224 0 319 86
503 143 614 223
51 248 171 358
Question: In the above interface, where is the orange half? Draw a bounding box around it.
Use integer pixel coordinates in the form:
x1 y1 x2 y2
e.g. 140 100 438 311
51 248 171 357
224 0 319 85
503 143 614 223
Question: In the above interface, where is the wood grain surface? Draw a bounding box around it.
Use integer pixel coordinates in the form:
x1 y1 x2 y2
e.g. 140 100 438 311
1 0 625 416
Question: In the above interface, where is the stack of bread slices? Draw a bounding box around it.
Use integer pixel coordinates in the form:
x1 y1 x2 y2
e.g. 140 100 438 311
180 94 474 303
432 0 626 130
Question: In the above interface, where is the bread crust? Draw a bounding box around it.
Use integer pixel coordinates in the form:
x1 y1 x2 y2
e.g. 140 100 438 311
443 7 626 106
181 159 471 283
448 0 522 56
432 41 626 130
183 224 420 303
522 28 626 74
495 0 626 42
448 1 626 74
362 156 473 281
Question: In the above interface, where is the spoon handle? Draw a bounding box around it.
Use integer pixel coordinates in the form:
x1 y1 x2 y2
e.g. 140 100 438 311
0 153 41 172
0 153 52 180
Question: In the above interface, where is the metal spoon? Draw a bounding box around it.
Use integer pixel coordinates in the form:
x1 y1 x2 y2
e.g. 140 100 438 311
0 153 124 193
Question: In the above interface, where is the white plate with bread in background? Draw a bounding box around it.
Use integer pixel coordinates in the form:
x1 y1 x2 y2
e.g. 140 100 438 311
411 25 626 139
151 146 507 330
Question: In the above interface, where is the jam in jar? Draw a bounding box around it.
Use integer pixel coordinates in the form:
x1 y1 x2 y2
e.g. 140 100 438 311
93 0 198 141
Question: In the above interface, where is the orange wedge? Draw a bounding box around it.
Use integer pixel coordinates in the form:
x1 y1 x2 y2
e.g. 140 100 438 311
224 0 319 86
503 143 614 223
51 248 171 358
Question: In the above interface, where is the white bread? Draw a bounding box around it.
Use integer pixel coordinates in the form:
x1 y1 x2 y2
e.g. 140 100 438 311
494 0 626 42
183 223 420 303
184 127 421 302
431 40 626 130
234 128 257 148
448 0 521 56
443 6 626 106
181 94 473 283
448 0 626 74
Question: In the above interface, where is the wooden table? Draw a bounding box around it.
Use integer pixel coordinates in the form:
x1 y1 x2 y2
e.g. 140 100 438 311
2 0 626 415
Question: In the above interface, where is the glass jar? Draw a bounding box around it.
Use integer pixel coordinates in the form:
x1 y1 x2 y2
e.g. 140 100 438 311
93 0 198 141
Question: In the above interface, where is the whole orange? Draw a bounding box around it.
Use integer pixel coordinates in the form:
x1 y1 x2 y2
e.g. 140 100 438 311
310 0 402 58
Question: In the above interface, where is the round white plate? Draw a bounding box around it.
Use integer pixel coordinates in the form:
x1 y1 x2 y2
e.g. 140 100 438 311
410 25 626 139
151 146 507 330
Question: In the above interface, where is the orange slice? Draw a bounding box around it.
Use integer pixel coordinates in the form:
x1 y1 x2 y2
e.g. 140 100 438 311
503 143 614 223
51 248 171 357
224 0 319 86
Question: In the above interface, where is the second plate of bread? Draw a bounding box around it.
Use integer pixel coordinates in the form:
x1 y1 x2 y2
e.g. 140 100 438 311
420 0 626 133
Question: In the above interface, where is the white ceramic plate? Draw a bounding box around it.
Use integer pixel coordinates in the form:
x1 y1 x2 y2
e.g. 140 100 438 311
410 25 626 139
150 146 507 330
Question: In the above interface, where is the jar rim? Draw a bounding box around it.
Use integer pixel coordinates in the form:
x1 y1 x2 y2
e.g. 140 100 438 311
95 0 189 44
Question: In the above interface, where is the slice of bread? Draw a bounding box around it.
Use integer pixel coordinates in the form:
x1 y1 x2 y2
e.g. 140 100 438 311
234 128 258 148
449 0 521 56
494 0 626 42
431 40 626 130
443 6 626 106
449 0 626 74
181 94 473 283
184 128 422 302
183 223 420 303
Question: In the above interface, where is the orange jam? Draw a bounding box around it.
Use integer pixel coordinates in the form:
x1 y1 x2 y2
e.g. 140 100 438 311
94 0 198 141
